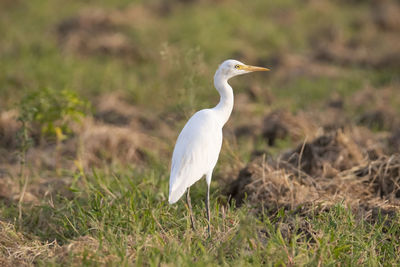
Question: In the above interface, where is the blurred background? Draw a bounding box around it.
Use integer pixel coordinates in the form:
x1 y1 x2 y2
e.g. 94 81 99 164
1 0 399 149
1 0 399 167
1 0 399 107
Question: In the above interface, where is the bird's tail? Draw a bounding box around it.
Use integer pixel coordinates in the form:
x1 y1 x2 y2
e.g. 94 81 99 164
168 181 186 204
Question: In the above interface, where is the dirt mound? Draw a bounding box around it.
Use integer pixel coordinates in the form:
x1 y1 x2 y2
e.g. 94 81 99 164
94 93 134 126
226 129 399 214
151 0 226 16
358 108 396 131
0 178 32 204
280 129 369 177
262 109 317 146
93 93 159 130
309 6 400 70
56 8 142 59
93 93 176 142
313 34 400 69
354 155 400 199
76 118 160 167
0 110 20 151
372 0 400 31
0 175 74 206
351 87 400 131
388 129 400 154
228 155 319 209
271 54 341 81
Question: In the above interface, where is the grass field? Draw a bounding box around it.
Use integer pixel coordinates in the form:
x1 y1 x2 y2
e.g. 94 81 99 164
1 0 400 265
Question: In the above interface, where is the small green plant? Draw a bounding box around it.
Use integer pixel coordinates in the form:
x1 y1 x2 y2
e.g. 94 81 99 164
18 87 89 141
16 104 35 175
15 87 89 219
16 99 36 224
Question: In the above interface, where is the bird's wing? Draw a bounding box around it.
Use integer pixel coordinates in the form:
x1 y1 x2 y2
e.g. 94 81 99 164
168 109 222 204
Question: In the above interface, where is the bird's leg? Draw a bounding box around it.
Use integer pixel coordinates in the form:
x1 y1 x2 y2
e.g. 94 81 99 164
205 183 211 237
186 187 196 230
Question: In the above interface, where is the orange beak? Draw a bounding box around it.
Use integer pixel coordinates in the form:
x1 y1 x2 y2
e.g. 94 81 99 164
241 65 270 72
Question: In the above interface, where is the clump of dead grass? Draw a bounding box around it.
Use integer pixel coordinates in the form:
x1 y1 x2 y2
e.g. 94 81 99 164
77 118 158 167
0 222 122 266
75 93 171 168
353 155 400 201
281 129 368 177
0 220 61 266
227 128 400 218
57 236 121 265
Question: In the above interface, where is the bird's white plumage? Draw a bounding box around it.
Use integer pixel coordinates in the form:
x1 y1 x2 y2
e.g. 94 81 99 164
168 59 269 205
169 109 222 204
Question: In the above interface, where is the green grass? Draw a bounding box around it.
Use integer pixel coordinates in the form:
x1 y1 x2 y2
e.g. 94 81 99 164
1 0 400 265
2 166 399 265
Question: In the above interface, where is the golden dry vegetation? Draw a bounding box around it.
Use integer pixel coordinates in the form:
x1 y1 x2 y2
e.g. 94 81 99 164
0 0 400 265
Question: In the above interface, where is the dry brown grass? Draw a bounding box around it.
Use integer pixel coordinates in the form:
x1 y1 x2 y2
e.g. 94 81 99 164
0 221 126 266
0 220 61 266
77 117 159 167
57 236 121 265
0 94 171 172
228 126 400 218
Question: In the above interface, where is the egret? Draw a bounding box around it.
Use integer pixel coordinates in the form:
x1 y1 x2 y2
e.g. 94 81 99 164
168 59 270 235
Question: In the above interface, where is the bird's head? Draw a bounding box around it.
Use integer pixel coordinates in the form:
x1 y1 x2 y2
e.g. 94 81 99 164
216 59 270 80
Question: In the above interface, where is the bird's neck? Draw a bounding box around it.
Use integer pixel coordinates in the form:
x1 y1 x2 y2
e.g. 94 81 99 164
213 73 234 126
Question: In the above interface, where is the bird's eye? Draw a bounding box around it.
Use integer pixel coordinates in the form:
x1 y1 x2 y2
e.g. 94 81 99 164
234 64 240 69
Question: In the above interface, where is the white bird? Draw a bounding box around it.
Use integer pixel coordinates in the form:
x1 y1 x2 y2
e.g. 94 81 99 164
168 59 270 235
